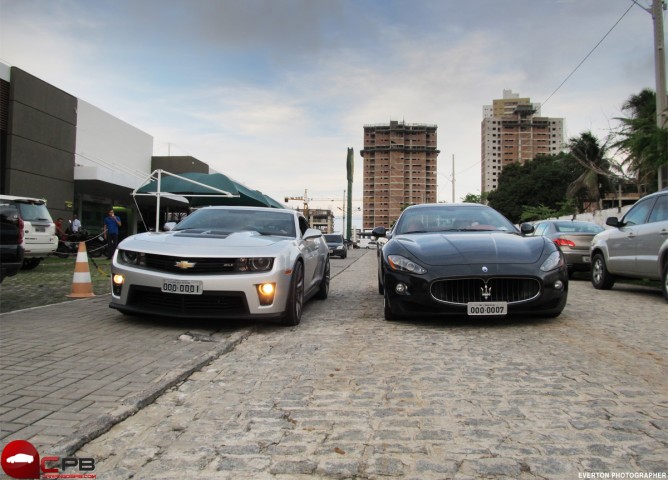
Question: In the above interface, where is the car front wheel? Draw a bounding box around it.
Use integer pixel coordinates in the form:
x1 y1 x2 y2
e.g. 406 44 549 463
282 261 304 326
384 289 399 321
662 260 668 302
591 253 615 290
315 259 330 300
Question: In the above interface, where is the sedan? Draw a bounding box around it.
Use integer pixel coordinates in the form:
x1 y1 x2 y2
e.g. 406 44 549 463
531 220 604 277
110 206 330 325
373 203 568 321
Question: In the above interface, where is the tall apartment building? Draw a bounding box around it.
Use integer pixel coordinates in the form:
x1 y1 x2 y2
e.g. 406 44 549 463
361 120 439 229
481 90 564 194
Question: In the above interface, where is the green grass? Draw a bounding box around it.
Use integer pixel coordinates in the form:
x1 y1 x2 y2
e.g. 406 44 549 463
0 256 112 314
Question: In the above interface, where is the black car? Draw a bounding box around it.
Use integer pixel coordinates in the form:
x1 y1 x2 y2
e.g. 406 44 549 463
373 203 568 321
0 202 25 283
324 233 348 258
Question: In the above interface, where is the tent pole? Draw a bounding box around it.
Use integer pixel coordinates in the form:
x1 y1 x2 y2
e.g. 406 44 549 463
156 169 162 232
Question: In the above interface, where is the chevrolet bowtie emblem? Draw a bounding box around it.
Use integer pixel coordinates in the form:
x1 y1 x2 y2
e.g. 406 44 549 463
481 284 492 300
175 260 196 269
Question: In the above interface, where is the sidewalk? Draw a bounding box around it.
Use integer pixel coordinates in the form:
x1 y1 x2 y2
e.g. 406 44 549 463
0 295 253 457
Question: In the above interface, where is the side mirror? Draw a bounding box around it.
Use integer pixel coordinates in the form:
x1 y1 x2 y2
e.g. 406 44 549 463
372 226 387 238
519 223 534 235
304 228 323 240
163 222 177 231
606 217 621 227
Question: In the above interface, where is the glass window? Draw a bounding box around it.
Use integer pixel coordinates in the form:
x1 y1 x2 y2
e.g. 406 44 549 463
622 198 655 226
648 194 668 223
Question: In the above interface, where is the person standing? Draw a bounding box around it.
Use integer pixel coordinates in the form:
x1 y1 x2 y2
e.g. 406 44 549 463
71 214 82 233
103 209 121 259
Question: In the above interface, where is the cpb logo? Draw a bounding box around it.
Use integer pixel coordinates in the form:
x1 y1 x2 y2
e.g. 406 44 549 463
1 440 40 479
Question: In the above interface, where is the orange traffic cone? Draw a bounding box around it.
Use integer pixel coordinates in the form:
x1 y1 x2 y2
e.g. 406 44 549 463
66 242 95 298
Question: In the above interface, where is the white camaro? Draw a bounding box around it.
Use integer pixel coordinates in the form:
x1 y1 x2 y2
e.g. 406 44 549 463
109 206 330 325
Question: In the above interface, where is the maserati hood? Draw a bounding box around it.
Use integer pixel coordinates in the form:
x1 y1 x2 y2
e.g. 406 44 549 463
396 232 546 266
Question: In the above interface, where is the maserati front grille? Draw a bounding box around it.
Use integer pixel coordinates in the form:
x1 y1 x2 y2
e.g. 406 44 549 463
430 277 541 305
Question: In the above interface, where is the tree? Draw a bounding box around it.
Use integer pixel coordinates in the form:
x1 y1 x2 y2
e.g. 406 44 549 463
487 153 581 223
565 132 615 211
461 193 481 204
612 89 668 193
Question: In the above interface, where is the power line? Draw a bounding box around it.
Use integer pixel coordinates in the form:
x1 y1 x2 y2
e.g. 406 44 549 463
542 2 635 107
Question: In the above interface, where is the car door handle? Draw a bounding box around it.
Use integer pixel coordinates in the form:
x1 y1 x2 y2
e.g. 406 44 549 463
660 229 668 236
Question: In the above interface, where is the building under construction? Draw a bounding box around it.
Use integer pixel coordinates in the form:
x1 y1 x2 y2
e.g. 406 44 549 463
360 121 439 229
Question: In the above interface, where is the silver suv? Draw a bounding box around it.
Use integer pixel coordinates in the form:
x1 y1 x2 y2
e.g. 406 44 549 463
0 195 58 270
590 188 668 301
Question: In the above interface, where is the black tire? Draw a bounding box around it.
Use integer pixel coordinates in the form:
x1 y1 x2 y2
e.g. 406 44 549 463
54 244 70 259
591 252 615 290
661 260 668 302
315 259 330 300
21 258 41 270
384 289 399 321
282 261 304 326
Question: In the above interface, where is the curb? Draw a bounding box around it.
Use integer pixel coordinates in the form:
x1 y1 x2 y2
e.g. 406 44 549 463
48 329 253 457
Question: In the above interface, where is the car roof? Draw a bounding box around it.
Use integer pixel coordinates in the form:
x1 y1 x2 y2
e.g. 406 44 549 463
0 195 48 204
196 206 293 214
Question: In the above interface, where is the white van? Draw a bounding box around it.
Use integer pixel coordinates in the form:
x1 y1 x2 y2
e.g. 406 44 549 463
0 195 58 269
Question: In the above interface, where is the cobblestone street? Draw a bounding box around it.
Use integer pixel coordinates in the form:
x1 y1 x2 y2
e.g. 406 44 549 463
74 249 667 479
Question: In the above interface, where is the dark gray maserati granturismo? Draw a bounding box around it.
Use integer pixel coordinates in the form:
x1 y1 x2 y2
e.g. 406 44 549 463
372 203 569 321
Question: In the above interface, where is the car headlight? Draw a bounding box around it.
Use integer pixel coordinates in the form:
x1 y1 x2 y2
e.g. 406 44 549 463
387 254 427 274
540 250 564 272
235 257 274 272
118 249 146 266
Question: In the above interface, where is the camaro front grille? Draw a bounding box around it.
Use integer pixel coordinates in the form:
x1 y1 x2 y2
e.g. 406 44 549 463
127 286 248 315
144 254 237 274
430 277 541 305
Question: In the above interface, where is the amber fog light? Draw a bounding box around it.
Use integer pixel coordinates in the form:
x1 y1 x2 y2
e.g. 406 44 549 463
256 283 276 306
112 274 125 296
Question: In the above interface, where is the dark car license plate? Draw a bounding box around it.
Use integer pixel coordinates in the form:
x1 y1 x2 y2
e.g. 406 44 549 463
467 302 507 316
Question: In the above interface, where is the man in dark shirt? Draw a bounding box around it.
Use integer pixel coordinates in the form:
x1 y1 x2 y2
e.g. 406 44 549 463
103 209 121 259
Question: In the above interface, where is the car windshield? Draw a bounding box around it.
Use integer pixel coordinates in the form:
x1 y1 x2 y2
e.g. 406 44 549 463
553 221 604 234
174 208 296 237
323 235 343 243
395 205 517 234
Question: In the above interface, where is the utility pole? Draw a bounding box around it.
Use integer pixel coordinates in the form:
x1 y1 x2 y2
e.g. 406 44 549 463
638 0 667 189
451 154 455 203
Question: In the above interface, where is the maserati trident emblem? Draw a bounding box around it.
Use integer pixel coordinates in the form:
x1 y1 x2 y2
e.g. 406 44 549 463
482 266 489 273
175 260 196 270
481 284 492 300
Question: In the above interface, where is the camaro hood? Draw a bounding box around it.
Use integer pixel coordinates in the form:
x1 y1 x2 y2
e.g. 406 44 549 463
118 231 293 257
396 232 546 266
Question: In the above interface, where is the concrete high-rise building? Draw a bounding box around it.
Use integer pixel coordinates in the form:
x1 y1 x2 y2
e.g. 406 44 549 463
361 120 439 229
481 90 564 194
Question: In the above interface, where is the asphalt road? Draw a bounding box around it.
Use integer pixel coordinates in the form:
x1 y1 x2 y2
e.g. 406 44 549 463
59 248 667 480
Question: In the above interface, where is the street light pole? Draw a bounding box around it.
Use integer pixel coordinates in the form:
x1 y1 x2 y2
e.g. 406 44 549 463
638 0 667 189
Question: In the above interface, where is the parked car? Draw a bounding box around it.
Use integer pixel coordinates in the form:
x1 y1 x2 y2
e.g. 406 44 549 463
531 220 604 277
0 195 58 270
110 206 330 325
0 201 25 283
373 203 568 321
590 188 668 301
323 233 348 258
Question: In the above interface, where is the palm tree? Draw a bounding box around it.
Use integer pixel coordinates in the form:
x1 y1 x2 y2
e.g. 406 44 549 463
612 89 668 193
566 132 615 211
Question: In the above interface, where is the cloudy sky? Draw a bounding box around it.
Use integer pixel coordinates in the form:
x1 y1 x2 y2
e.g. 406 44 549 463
0 0 661 229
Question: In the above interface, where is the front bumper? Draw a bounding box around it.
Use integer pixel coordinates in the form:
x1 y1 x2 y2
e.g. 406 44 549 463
109 262 294 319
383 265 568 318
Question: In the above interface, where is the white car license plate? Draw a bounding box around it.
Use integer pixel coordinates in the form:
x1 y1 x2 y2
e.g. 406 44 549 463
467 302 507 316
161 279 203 295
